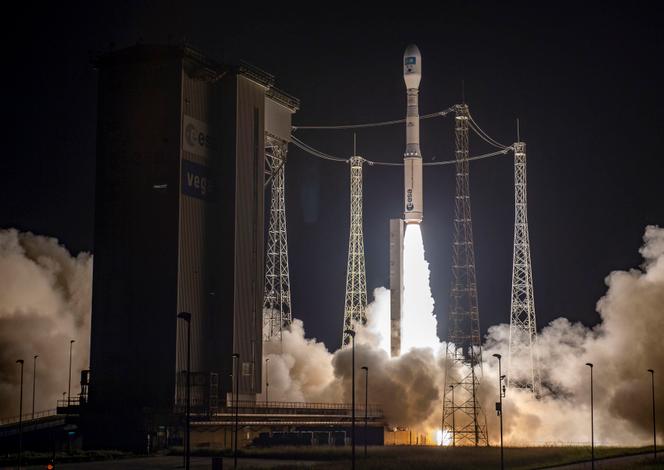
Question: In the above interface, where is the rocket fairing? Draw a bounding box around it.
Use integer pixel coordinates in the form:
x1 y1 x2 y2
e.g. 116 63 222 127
403 44 423 224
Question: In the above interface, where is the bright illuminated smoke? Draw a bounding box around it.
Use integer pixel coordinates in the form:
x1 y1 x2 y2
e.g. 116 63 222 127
401 224 440 353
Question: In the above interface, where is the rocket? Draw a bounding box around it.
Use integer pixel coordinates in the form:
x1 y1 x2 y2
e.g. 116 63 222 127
403 44 423 224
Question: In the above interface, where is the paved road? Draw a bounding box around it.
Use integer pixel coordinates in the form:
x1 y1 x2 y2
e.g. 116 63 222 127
540 452 660 469
22 455 320 469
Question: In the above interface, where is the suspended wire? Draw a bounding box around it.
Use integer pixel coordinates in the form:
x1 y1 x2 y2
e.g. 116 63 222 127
291 134 513 166
290 135 349 163
426 148 512 165
467 113 509 150
366 148 513 167
292 107 457 131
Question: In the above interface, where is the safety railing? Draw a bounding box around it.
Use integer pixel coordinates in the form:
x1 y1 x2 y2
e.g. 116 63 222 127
0 408 57 426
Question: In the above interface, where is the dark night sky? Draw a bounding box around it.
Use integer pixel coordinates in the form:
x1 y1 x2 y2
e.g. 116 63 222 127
4 3 663 349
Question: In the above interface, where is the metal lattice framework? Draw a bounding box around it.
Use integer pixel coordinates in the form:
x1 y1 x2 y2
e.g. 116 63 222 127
442 104 488 446
342 156 368 347
263 137 293 341
507 141 542 396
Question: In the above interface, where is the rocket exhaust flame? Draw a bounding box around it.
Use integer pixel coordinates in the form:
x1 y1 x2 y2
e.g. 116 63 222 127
401 224 439 353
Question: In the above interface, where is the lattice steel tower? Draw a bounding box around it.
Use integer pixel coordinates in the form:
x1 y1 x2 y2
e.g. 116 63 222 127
442 104 488 446
507 141 542 396
263 136 293 341
342 155 368 347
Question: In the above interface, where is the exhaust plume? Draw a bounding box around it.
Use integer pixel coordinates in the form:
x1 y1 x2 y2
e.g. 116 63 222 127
0 229 92 417
264 225 663 445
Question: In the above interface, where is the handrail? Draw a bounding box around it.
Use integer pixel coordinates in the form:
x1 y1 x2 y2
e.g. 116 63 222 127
0 408 58 426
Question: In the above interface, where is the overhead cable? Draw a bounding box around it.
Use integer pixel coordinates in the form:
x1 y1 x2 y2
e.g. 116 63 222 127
291 134 513 166
292 107 457 131
467 113 509 150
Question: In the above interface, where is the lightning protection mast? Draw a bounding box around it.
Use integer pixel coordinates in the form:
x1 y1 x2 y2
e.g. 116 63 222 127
263 136 293 341
342 155 368 347
507 140 542 397
442 103 488 446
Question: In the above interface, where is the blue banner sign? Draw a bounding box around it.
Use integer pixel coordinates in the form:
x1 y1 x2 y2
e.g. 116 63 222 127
181 159 216 201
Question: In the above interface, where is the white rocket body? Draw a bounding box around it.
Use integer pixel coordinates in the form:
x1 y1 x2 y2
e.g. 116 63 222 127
403 44 423 224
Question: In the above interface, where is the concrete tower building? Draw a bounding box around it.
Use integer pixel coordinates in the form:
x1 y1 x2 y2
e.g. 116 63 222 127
86 44 296 450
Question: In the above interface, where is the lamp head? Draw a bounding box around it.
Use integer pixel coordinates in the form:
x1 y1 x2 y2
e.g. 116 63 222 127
177 312 192 322
585 362 593 368
361 366 368 371
493 353 502 360
648 369 654 373
344 329 356 338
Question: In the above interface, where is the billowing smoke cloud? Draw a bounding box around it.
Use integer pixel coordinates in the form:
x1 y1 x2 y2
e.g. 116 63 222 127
482 224 664 445
0 229 92 417
2 224 661 446
264 225 663 445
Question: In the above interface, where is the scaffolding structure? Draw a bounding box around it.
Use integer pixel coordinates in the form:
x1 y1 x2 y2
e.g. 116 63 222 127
263 136 293 341
342 156 368 347
507 141 542 396
442 104 488 446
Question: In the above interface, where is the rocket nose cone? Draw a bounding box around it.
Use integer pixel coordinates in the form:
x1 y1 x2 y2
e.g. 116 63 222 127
403 44 421 89
404 44 421 59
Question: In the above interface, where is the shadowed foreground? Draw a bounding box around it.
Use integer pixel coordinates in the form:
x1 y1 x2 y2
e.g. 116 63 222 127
13 446 660 469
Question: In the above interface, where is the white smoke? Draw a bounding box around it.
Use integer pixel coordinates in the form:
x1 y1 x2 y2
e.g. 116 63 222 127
0 229 92 417
2 224 661 446
264 225 664 445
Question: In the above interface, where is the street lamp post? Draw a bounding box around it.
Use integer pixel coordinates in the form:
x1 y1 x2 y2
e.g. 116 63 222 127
265 358 270 405
586 362 594 470
232 353 240 470
67 340 75 406
344 329 356 470
648 369 656 462
32 355 39 420
16 359 24 469
361 366 368 458
493 354 504 470
177 312 192 470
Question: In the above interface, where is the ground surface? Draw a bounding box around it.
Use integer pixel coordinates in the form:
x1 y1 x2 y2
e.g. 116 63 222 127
9 447 660 469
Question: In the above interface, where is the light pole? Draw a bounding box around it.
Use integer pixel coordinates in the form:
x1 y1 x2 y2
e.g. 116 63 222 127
67 340 75 406
586 362 594 470
449 385 456 447
648 369 656 461
17 359 24 469
232 352 240 470
177 312 192 470
493 354 504 470
344 329 356 470
265 358 270 405
32 355 39 420
361 366 368 458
